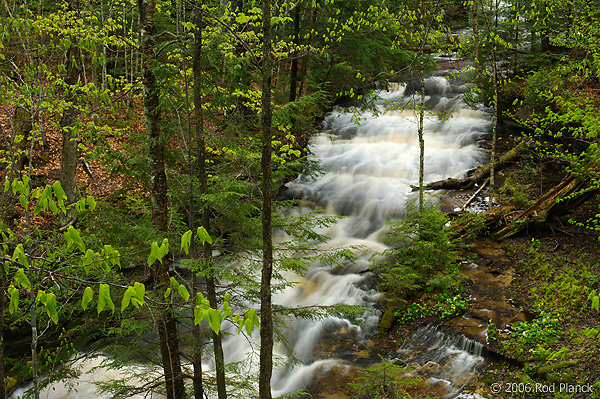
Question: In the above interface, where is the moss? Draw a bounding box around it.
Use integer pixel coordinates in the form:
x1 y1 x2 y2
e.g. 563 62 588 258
537 361 578 375
379 305 399 332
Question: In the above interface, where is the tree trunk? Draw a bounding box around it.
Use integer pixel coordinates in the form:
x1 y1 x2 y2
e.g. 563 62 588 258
0 259 5 399
418 67 425 213
288 2 300 103
193 7 227 398
259 0 274 397
191 6 205 399
59 0 82 226
489 47 498 210
139 0 186 397
472 0 481 86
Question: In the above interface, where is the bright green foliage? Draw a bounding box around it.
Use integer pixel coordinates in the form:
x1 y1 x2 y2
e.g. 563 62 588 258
147 238 169 266
348 356 419 399
378 205 462 304
97 283 115 314
395 293 469 324
512 312 562 346
36 291 59 324
81 287 94 310
120 282 146 313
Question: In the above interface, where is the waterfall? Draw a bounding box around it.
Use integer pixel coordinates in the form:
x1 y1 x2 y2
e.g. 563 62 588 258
10 66 491 399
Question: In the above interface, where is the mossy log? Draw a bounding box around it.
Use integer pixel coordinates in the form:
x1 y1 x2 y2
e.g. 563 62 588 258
418 141 528 191
494 175 594 240
452 175 596 240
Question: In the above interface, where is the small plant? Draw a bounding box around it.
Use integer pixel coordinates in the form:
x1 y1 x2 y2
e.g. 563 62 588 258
487 320 498 341
379 205 462 303
349 356 418 399
511 312 562 346
395 293 469 324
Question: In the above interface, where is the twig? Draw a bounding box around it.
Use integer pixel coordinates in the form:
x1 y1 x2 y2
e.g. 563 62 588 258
460 177 489 212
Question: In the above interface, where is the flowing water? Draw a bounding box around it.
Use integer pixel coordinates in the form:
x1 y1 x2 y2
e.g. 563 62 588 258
10 65 492 399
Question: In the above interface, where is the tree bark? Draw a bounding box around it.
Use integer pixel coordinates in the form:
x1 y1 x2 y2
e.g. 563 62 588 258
472 0 481 86
191 6 205 399
288 2 300 103
418 67 425 213
0 259 6 399
259 0 274 397
193 6 227 398
139 0 186 397
59 0 82 226
489 47 498 210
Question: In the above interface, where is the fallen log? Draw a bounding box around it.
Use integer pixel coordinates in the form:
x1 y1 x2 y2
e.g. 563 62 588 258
417 141 528 191
451 174 597 241
494 175 595 240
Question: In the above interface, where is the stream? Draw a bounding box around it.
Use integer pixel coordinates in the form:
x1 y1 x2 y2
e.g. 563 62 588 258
11 62 496 399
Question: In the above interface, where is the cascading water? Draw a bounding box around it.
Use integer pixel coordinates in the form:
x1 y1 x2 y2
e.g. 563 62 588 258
269 65 492 396
10 65 492 399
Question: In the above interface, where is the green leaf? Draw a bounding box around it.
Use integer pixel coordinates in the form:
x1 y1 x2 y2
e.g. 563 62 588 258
75 197 86 213
44 293 58 324
48 198 58 214
148 241 163 266
52 181 67 201
158 238 169 259
18 195 28 210
194 306 206 326
164 287 171 298
181 230 192 255
178 284 190 301
121 286 134 312
8 286 19 314
132 282 145 307
103 245 121 268
197 226 213 244
246 308 259 329
97 284 115 314
244 318 254 337
65 225 86 252
170 277 180 289
206 308 222 334
13 245 29 269
15 268 31 291
82 287 93 310
86 196 97 211
592 295 600 313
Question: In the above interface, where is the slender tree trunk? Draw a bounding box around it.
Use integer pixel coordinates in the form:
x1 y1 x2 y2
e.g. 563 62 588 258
489 48 498 210
288 2 300 103
0 258 5 399
472 0 481 86
139 0 186 397
259 0 273 397
191 6 205 399
192 6 227 398
418 66 425 213
59 0 82 226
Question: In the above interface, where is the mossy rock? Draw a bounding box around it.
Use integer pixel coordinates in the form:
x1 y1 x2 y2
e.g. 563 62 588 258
379 305 400 332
